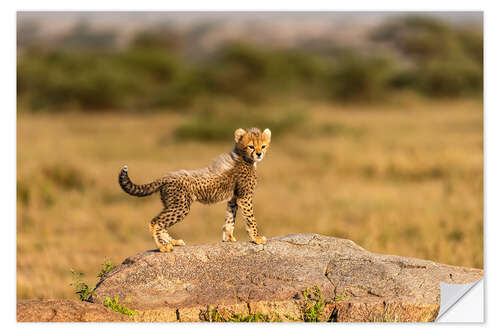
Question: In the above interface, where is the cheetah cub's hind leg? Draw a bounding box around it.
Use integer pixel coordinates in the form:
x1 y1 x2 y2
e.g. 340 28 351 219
149 206 189 252
149 222 174 252
150 187 192 252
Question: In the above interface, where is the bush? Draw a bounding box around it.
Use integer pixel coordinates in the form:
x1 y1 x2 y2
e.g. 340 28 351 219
17 181 31 206
17 16 483 112
119 49 179 81
203 42 331 103
372 15 483 97
18 50 142 110
42 164 89 191
152 69 206 107
457 28 483 65
372 15 461 61
173 105 305 142
330 53 396 102
414 56 482 97
202 42 270 102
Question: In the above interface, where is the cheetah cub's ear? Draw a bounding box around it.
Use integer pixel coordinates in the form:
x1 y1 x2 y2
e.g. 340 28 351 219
234 128 246 142
263 128 272 142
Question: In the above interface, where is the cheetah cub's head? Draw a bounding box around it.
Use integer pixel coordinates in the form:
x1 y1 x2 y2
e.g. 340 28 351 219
234 127 271 163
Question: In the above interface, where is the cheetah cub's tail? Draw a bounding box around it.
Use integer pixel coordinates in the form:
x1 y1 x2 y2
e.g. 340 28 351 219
119 165 167 197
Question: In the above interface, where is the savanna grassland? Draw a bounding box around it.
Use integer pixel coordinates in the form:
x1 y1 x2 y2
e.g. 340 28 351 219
17 98 483 299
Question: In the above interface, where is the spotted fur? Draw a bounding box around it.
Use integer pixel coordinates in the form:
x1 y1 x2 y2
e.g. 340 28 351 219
119 127 271 252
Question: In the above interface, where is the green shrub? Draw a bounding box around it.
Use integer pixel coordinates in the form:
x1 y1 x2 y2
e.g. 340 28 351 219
97 259 116 279
42 164 88 191
17 181 31 206
201 42 270 103
70 270 95 302
173 106 305 142
372 15 462 61
330 53 396 102
372 15 483 97
70 259 117 302
152 69 206 107
119 49 179 82
18 50 142 110
414 56 482 97
457 28 483 65
17 16 482 111
302 286 329 322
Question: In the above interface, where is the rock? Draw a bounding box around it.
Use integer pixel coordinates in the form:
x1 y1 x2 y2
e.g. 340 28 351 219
17 299 131 322
92 233 482 322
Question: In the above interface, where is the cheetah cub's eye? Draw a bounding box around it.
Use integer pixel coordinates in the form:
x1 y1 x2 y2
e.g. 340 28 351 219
261 145 266 149
248 145 255 150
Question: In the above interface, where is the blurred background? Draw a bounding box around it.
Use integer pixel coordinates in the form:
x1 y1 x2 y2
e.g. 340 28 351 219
17 12 483 299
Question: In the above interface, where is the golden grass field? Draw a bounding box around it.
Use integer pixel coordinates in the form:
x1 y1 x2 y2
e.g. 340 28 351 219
17 98 483 299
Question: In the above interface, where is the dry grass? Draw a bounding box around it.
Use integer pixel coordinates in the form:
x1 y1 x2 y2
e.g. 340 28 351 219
17 98 483 299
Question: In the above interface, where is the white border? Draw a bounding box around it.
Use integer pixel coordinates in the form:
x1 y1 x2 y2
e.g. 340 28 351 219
4 1 497 332
9 0 487 11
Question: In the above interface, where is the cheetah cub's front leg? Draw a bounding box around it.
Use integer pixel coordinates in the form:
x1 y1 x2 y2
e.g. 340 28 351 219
237 197 267 245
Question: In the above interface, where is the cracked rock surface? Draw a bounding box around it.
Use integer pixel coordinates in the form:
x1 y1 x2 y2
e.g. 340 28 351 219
90 233 482 322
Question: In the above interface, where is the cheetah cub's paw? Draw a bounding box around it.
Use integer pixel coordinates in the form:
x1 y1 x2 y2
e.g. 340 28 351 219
171 239 186 246
159 243 174 252
223 235 237 242
252 235 267 245
222 225 237 242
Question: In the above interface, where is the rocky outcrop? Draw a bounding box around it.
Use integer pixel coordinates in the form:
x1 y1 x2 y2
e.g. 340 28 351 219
91 233 482 322
17 299 131 322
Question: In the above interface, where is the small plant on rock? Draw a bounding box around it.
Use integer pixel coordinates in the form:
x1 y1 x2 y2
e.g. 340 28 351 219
302 286 329 322
334 290 350 302
70 258 116 302
103 296 137 318
281 286 332 322
97 259 116 279
70 269 95 302
204 306 282 322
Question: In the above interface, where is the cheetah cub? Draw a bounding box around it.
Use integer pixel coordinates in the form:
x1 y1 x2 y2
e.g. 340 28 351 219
119 127 271 252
